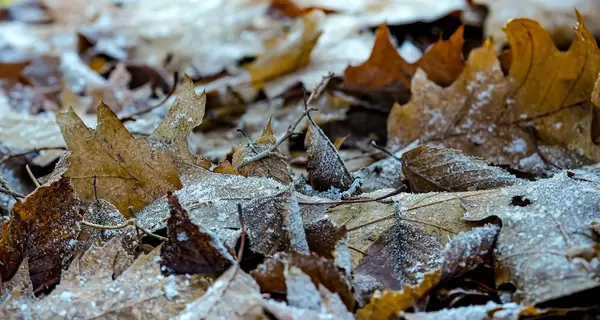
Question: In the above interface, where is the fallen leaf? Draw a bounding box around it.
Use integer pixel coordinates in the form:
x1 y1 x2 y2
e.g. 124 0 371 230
173 266 269 320
26 238 211 319
403 145 520 192
232 120 293 184
250 251 355 310
0 60 30 79
211 159 240 175
473 0 600 48
247 10 323 87
57 77 209 214
305 121 354 191
388 13 600 169
399 302 542 320
77 197 130 252
355 270 441 320
0 259 34 316
161 192 234 275
0 174 82 292
462 173 600 304
344 24 464 90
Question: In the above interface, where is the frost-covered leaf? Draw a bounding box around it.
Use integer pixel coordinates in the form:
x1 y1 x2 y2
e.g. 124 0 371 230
29 239 210 319
161 192 234 275
0 174 81 292
57 79 209 214
463 173 600 304
305 121 353 191
250 251 354 310
403 146 520 192
0 259 34 316
388 14 600 170
399 301 542 320
232 120 293 184
304 217 350 274
77 198 129 252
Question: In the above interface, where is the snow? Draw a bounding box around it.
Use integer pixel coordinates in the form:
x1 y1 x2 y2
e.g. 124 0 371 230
177 232 189 241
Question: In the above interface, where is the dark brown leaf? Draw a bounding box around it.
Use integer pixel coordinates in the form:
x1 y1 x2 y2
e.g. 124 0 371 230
0 174 82 292
161 192 234 275
305 122 353 191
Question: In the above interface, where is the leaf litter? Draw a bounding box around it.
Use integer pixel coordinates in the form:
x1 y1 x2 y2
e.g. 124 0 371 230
1 1 600 319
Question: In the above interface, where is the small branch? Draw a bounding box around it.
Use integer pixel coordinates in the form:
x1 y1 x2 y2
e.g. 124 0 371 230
25 165 40 188
238 107 317 167
0 175 25 200
299 185 407 207
80 218 168 242
237 129 259 154
119 72 179 122
370 141 402 162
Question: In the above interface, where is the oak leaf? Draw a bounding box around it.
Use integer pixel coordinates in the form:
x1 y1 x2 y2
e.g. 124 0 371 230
0 174 82 292
232 120 293 184
57 76 209 215
388 13 600 169
403 145 520 192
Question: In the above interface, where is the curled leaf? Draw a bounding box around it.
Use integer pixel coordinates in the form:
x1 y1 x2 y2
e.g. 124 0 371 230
305 122 353 191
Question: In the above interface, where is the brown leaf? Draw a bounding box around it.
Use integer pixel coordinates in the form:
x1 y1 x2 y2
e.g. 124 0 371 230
0 60 30 79
0 259 34 316
0 174 81 292
232 120 293 184
247 10 323 87
77 198 130 252
305 122 353 191
250 251 354 310
462 174 600 304
355 270 441 320
343 24 464 91
399 302 541 320
212 159 240 175
388 13 600 169
161 192 234 275
403 145 520 193
28 239 210 319
57 76 208 215
174 267 269 320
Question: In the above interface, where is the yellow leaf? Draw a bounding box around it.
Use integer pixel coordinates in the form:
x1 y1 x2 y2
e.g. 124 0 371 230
388 12 600 169
247 10 323 87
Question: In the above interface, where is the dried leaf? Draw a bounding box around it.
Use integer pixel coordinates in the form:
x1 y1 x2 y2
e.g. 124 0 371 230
212 160 240 175
399 302 541 320
0 175 81 292
232 120 293 184
247 10 323 86
462 173 600 304
0 260 34 316
388 14 600 169
174 267 269 320
403 145 520 193
0 61 30 79
161 192 234 275
305 122 353 191
333 135 348 150
344 24 464 90
250 251 354 310
304 217 349 272
77 198 129 252
23 239 211 319
356 270 441 320
57 78 208 214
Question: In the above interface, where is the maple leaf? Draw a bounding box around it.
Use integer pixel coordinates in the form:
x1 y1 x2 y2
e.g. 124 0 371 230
232 120 293 184
388 13 600 169
402 145 520 192
344 24 464 90
56 76 209 214
0 173 82 293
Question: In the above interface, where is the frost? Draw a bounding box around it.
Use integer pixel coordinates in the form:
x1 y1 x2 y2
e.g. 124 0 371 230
164 275 179 300
176 232 189 242
59 291 72 302
503 138 527 154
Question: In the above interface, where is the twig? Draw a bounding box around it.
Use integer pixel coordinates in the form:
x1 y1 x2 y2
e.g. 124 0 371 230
370 141 402 161
25 165 40 188
80 218 168 241
298 185 407 207
525 125 563 170
237 129 259 154
238 107 317 167
0 175 25 200
236 204 246 263
0 147 66 164
119 72 179 122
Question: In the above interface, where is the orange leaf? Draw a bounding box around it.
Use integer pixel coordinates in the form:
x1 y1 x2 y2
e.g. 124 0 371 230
344 25 464 90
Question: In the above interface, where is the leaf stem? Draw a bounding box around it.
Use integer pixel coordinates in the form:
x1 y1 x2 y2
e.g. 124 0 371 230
80 218 168 241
